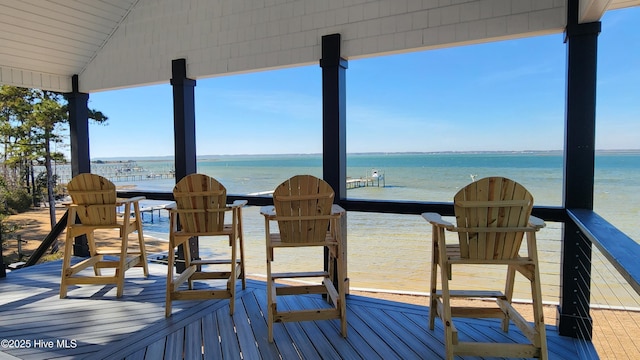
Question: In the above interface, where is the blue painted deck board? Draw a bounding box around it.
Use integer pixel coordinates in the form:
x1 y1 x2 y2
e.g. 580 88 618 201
0 260 594 359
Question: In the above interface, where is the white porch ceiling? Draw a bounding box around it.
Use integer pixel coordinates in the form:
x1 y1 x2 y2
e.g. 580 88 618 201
0 0 638 93
0 0 138 92
580 0 639 21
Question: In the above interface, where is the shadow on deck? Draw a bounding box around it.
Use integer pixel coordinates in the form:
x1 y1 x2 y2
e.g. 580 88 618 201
0 260 596 359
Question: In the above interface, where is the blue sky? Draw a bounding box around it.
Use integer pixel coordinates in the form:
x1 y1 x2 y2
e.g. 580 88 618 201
85 8 639 159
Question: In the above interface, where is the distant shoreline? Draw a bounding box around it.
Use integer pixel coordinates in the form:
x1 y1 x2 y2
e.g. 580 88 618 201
91 149 640 162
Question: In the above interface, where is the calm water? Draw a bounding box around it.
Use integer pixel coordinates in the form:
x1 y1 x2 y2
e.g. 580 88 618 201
105 151 640 306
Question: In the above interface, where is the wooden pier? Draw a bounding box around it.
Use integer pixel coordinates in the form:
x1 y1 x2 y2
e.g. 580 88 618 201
139 204 173 223
347 169 385 189
46 162 175 184
117 203 173 223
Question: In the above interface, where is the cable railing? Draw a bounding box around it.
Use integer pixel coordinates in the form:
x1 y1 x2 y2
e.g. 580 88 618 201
568 209 640 359
589 244 640 358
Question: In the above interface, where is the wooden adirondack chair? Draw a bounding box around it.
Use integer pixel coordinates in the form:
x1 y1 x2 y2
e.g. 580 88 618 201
60 173 149 298
260 175 347 342
165 174 246 317
422 176 547 359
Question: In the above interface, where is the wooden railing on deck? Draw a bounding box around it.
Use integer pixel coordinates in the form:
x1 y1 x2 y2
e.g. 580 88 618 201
24 210 68 267
568 209 640 296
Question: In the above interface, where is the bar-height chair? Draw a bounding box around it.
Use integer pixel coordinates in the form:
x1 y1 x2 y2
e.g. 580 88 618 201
422 176 547 359
165 174 246 317
260 175 347 342
60 173 149 298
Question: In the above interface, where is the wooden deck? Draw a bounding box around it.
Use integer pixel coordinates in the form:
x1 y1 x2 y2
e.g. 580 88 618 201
0 260 597 359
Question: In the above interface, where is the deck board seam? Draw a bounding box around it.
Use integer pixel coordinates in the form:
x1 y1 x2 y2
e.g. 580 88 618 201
93 292 242 360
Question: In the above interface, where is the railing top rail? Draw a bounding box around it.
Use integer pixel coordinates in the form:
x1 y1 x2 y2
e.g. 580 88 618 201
116 190 567 220
568 208 640 297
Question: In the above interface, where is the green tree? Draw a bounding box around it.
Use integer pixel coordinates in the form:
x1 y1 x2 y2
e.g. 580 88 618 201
0 86 36 190
0 85 108 229
30 91 71 226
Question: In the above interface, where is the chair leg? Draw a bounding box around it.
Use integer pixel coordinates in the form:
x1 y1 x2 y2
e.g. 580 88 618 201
267 301 274 342
135 217 149 277
266 250 275 342
180 239 194 290
116 230 128 298
326 248 336 306
530 267 548 360
435 227 455 360
239 239 246 290
132 203 149 277
267 291 274 342
265 218 275 343
237 209 246 290
502 264 516 332
166 237 175 317
229 236 237 315
87 231 101 276
60 231 75 298
337 244 347 338
440 260 455 360
429 225 440 330
528 232 548 359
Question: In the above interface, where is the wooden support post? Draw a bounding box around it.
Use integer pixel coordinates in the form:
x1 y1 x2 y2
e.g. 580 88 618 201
321 34 349 293
320 33 348 201
65 74 91 257
559 0 600 340
171 58 198 272
171 58 197 181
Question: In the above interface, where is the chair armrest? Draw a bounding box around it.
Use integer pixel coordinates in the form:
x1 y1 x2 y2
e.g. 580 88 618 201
422 212 455 229
260 205 276 218
116 196 145 205
164 202 177 210
331 204 346 216
228 200 248 208
529 215 546 230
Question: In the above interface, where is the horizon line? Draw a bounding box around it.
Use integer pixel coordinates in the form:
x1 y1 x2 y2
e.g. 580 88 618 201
90 149 640 161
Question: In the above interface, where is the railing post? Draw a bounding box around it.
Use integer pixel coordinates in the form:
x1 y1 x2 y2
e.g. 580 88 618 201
24 211 69 267
559 0 601 339
1 223 6 278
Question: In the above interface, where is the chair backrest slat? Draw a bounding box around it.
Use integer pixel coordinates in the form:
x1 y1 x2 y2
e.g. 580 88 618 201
454 177 533 260
173 174 226 233
67 173 117 225
273 175 334 243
